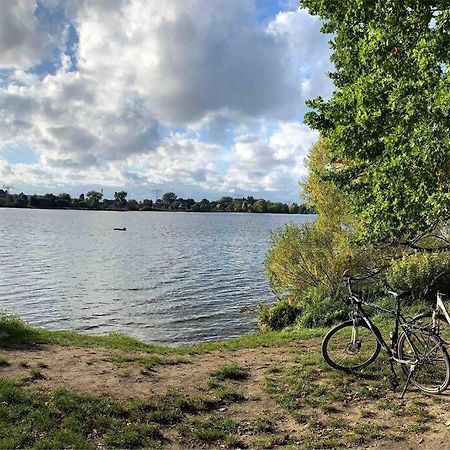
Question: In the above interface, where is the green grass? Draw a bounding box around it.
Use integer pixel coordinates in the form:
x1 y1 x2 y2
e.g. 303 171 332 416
0 357 9 367
0 379 165 449
23 368 46 382
209 363 249 381
178 417 241 446
0 313 325 355
0 379 244 449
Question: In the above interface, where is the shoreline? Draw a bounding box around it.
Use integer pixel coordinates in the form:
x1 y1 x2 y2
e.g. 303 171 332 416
0 205 316 215
0 315 449 449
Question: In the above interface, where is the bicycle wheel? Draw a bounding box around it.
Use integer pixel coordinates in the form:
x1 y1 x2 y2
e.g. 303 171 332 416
397 328 450 394
322 320 381 371
411 312 450 344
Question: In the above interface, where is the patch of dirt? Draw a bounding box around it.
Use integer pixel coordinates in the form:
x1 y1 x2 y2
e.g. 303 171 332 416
0 338 449 449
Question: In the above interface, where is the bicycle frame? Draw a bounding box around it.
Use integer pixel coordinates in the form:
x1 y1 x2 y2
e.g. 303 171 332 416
350 294 419 366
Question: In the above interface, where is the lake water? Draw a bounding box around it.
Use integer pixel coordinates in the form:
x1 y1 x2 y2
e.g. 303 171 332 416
0 209 314 344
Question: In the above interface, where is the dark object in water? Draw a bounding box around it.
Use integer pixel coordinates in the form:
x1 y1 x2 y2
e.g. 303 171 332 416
114 227 127 231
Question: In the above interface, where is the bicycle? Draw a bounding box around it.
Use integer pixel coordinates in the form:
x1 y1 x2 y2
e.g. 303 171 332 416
322 273 450 397
410 271 450 344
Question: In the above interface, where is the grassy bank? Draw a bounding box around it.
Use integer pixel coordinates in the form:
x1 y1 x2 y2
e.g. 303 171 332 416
0 315 449 449
0 314 325 354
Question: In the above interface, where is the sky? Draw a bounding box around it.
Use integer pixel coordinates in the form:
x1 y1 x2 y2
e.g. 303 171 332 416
0 0 333 202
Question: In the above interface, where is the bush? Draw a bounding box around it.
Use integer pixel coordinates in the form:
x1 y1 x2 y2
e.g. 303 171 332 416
257 301 302 331
261 218 393 330
386 251 450 302
265 223 352 301
294 287 349 328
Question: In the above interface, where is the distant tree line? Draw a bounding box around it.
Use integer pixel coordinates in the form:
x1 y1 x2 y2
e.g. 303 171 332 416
0 189 315 214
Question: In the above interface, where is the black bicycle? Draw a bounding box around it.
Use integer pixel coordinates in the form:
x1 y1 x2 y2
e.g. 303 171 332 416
322 273 450 396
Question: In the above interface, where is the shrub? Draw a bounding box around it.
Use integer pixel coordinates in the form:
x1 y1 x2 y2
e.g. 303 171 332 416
295 287 349 328
265 223 352 301
257 301 302 331
261 217 393 330
386 251 450 302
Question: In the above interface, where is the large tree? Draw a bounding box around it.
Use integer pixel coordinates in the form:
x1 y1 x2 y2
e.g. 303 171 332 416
302 0 450 247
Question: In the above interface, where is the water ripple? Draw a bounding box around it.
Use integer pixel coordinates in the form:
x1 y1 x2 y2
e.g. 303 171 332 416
0 209 314 344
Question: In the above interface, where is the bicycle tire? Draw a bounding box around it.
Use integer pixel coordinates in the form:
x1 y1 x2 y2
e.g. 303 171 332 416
322 320 381 371
410 312 450 344
397 328 450 394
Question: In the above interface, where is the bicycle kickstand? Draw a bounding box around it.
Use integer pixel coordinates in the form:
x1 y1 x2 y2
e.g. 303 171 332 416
400 365 415 399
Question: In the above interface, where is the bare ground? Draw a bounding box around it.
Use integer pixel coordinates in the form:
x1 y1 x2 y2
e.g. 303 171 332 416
1 337 449 449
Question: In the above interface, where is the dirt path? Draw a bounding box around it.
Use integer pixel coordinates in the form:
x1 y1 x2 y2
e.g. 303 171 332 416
1 338 449 449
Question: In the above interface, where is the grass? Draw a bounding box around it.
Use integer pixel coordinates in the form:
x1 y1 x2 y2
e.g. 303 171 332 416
23 368 46 381
0 313 326 355
178 417 242 447
0 379 243 449
0 313 449 448
262 342 444 449
0 378 165 449
209 363 249 381
0 357 10 367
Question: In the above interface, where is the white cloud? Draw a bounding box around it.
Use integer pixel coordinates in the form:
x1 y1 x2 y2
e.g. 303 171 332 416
0 0 331 199
224 123 318 195
0 1 51 69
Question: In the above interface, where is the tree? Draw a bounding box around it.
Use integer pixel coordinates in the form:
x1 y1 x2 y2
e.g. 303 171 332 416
127 199 139 211
162 192 177 206
13 193 28 208
114 191 128 208
86 191 103 208
139 199 153 210
253 199 267 213
57 193 72 208
302 0 450 246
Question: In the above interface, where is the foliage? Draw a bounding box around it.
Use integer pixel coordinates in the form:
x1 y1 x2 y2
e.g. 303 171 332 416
257 301 302 331
86 190 103 208
386 251 450 301
114 190 128 207
265 223 350 300
302 0 450 244
261 138 400 330
0 189 314 214
302 138 353 231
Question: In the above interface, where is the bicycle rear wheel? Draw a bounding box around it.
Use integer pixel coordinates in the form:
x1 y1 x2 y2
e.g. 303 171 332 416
322 320 381 371
397 327 450 394
410 312 450 344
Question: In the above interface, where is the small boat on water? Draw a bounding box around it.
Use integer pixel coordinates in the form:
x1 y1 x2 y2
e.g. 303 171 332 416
114 227 127 231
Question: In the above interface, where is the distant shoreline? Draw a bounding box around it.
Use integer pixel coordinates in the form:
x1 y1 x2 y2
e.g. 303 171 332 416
0 190 315 214
0 204 315 214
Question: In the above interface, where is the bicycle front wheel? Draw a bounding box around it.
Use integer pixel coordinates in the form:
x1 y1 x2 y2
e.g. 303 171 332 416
398 328 450 394
322 320 381 371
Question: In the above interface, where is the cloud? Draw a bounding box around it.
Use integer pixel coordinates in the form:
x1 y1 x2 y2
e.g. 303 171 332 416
0 0 332 199
0 1 51 69
224 122 318 195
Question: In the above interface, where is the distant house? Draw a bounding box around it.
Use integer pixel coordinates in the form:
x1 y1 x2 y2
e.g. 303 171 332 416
0 189 7 198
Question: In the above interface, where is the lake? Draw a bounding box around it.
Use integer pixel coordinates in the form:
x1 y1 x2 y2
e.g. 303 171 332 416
0 209 314 344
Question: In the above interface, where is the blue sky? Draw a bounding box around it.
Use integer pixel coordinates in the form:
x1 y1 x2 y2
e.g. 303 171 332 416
0 0 332 201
